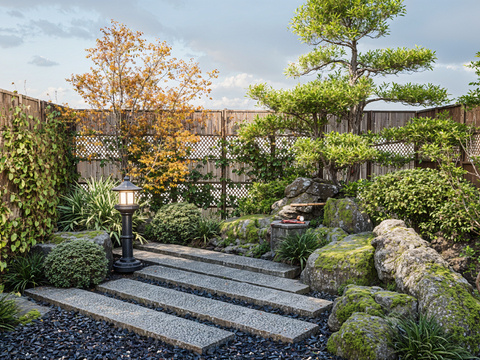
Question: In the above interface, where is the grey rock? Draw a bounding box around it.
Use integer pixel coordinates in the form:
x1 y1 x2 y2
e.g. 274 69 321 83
373 219 407 237
371 220 480 352
271 197 288 213
374 291 418 319
308 227 347 243
285 177 312 198
220 215 272 245
289 192 321 213
306 182 339 200
300 232 377 294
327 313 397 360
328 285 385 332
136 265 332 317
98 279 317 343
323 197 373 234
31 230 113 272
260 251 275 261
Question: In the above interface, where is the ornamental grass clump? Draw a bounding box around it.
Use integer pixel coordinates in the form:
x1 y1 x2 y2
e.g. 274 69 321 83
387 314 477 360
44 240 108 289
3 252 45 294
57 177 149 246
195 217 223 244
0 293 19 332
146 202 201 245
276 229 329 270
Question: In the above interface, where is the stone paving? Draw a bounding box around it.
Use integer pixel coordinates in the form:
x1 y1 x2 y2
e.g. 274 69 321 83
25 287 234 354
136 265 332 317
98 278 319 343
135 242 300 278
117 248 309 294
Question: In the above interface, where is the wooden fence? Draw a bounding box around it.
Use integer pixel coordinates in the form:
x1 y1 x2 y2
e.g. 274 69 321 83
3 87 480 213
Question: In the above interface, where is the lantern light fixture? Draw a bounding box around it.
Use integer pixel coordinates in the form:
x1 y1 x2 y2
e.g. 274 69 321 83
111 176 143 273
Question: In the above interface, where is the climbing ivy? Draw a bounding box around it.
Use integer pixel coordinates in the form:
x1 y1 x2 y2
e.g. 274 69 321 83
0 103 76 271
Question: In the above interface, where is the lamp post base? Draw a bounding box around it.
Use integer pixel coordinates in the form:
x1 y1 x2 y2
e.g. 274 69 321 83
113 258 143 273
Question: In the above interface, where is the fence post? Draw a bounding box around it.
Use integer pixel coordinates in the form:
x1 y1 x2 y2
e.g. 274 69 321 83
366 111 373 179
221 109 227 218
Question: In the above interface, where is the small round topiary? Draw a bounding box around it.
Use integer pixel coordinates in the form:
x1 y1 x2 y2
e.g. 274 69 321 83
44 239 108 288
146 202 201 244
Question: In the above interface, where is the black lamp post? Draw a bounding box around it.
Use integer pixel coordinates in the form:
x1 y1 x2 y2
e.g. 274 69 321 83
112 176 143 273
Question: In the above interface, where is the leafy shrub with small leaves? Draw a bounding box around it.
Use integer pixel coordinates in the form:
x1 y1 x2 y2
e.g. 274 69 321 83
0 293 19 332
387 314 477 360
44 240 108 288
237 177 295 216
276 229 329 270
57 177 149 246
3 252 45 293
359 168 476 240
146 202 201 245
253 242 271 258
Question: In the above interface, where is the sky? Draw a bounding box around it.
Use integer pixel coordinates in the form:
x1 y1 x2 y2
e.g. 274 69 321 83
0 0 480 111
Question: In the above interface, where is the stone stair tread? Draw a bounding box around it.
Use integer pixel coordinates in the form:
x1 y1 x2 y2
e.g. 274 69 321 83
135 243 300 279
135 265 332 317
98 279 318 343
25 287 233 354
115 248 309 294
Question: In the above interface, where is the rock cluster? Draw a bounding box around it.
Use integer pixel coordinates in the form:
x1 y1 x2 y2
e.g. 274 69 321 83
271 177 339 220
323 197 373 234
216 214 272 257
371 220 480 352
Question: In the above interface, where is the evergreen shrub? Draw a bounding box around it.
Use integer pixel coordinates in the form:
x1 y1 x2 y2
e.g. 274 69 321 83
146 202 201 244
44 240 108 288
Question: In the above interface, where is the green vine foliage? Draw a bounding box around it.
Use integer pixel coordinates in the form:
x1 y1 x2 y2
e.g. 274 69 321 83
0 103 75 271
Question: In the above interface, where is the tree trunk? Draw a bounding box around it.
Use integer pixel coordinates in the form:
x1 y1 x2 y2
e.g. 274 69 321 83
476 271 480 294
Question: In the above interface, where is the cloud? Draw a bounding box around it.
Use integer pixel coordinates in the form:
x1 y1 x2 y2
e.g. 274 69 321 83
7 10 24 18
0 34 23 48
29 19 100 40
28 55 59 67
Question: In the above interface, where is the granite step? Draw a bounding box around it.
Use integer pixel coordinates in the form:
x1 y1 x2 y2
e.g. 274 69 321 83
135 265 332 317
98 279 318 343
135 243 300 279
25 287 233 354
115 248 309 294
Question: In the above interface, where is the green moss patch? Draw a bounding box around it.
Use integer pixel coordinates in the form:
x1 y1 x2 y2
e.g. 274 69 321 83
220 215 272 244
335 286 385 324
17 309 41 325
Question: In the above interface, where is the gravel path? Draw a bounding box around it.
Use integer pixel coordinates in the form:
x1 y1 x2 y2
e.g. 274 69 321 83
0 273 343 360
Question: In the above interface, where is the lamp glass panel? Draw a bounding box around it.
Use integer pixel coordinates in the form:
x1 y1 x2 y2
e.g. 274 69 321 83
127 191 134 205
119 192 127 205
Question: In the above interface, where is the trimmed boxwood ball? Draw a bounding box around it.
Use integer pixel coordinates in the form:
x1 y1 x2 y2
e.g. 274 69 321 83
146 202 201 245
44 240 108 288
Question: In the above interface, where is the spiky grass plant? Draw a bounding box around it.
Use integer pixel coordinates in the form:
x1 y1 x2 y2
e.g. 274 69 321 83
195 217 224 244
3 253 45 293
57 177 149 246
387 314 478 360
275 229 329 270
0 294 19 332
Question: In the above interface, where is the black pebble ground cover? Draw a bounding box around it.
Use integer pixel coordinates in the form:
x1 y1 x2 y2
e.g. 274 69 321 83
0 273 344 360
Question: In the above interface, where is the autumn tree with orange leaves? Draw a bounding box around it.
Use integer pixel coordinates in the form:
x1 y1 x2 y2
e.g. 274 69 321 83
67 20 218 192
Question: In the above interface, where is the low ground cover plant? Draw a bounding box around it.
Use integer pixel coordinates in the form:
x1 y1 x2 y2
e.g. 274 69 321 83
146 202 201 245
3 252 45 294
57 177 148 246
0 293 19 332
44 240 108 289
387 314 477 360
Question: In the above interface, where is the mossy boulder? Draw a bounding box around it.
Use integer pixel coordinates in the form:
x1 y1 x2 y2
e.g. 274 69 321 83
300 232 377 294
220 214 272 245
328 285 418 331
323 197 373 234
31 230 113 271
309 227 347 243
327 312 397 360
372 220 480 352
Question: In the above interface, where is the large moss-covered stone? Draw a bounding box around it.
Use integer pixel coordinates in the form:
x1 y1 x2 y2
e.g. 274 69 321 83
328 285 417 332
32 230 113 271
309 227 347 243
300 232 377 294
372 220 480 352
285 177 312 198
327 312 397 360
220 214 272 245
323 198 373 234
